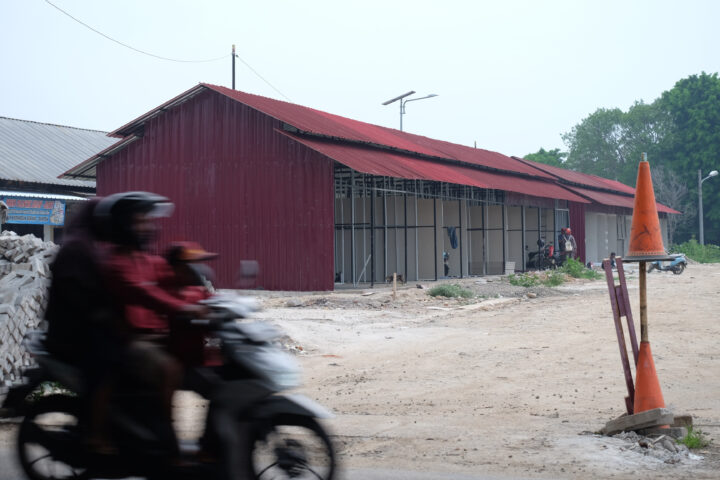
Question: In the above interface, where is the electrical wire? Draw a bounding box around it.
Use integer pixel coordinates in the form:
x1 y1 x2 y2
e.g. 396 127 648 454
234 55 291 101
44 0 228 63
44 0 292 100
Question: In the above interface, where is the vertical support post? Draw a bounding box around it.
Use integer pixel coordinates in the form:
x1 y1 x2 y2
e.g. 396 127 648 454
433 196 438 281
350 170 356 285
231 44 236 90
502 203 507 273
458 198 463 278
521 206 526 271
370 176 375 287
415 185 419 281
483 202 488 276
404 183 408 283
383 178 387 279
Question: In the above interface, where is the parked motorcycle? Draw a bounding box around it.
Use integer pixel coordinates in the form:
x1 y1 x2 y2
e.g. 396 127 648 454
1 293 337 480
526 238 564 270
647 253 688 275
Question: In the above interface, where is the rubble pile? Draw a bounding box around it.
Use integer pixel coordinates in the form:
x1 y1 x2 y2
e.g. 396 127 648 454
0 231 57 392
613 431 702 464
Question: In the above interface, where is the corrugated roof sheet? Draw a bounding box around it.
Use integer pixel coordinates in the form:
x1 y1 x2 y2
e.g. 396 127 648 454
0 116 115 188
203 84 553 179
281 132 590 204
63 84 679 215
566 185 680 214
516 157 637 192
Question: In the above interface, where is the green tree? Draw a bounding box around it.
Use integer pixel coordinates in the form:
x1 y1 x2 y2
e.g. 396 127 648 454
657 72 720 244
562 103 668 186
524 148 566 167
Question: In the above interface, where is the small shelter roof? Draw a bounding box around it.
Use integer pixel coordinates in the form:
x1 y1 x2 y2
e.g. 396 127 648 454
0 116 114 189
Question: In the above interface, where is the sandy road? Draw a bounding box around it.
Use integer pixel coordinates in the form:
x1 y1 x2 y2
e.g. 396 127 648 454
2 264 718 479
216 263 720 479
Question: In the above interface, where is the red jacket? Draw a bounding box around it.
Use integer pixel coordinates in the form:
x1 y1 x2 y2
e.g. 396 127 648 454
101 248 191 332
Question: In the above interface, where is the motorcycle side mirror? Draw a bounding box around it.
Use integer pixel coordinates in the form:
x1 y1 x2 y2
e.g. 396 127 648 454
235 260 260 289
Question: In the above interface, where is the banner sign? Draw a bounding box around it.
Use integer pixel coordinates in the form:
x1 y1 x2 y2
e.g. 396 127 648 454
1 197 66 226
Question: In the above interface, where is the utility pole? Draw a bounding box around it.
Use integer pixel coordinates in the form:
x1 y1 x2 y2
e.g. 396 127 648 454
232 44 236 90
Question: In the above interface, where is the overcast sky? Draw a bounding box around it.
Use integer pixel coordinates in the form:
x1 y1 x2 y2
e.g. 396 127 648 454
2 0 720 158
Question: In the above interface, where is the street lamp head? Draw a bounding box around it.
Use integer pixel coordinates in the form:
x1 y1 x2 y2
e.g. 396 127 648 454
382 91 416 106
710 170 718 177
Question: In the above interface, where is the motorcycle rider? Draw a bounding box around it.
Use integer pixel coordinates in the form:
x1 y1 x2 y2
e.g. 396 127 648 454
45 198 124 453
93 192 208 459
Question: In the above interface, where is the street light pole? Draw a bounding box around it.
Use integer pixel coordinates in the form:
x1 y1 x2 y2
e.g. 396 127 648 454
382 91 438 131
698 168 718 245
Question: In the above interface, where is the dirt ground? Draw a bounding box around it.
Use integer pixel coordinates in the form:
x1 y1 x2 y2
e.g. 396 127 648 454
173 262 720 479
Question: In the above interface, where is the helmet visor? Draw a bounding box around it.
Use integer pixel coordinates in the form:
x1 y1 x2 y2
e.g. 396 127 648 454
147 202 175 218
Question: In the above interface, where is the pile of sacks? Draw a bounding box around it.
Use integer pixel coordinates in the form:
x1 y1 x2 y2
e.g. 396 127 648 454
0 231 58 392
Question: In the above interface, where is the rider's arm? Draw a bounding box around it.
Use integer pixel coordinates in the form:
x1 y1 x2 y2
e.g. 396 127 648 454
102 251 192 316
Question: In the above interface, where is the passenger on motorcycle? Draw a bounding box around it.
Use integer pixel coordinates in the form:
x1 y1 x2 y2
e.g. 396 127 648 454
163 241 219 368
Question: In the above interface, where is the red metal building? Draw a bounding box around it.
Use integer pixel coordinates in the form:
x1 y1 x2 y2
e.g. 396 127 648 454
65 84 678 290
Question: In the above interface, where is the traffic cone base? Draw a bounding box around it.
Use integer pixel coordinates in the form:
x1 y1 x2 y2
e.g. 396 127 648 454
624 161 673 262
633 341 666 413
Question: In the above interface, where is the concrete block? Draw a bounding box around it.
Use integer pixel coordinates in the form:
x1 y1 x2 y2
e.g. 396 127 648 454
11 263 31 273
673 414 693 428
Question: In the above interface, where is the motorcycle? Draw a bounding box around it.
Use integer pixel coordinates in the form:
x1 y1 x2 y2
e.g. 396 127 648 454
1 293 337 480
647 253 688 275
526 238 564 270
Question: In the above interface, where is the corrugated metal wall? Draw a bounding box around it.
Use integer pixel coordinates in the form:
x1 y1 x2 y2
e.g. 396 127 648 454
569 201 586 263
97 90 335 291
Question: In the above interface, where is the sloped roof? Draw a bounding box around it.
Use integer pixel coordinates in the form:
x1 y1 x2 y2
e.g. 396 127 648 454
62 84 678 214
0 116 115 188
279 131 589 204
516 157 677 213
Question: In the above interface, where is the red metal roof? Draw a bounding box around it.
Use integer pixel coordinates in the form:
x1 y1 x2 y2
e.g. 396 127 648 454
281 131 590 204
202 84 554 179
565 186 680 214
516 157 636 192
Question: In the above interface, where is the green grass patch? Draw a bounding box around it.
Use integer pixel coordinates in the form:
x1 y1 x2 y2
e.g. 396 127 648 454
559 258 603 280
543 270 566 286
672 238 720 263
509 273 540 287
428 284 474 298
509 271 566 287
677 426 712 449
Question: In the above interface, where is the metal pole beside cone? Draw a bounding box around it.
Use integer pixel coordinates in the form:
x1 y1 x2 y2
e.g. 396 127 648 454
639 261 648 342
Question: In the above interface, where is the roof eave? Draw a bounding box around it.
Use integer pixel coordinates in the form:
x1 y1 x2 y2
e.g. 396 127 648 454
109 84 209 138
61 135 142 180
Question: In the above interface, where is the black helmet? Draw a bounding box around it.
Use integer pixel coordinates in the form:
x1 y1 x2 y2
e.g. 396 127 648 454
94 191 174 247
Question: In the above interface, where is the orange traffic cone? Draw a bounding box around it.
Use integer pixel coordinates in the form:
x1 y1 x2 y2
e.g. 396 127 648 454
634 341 666 413
624 160 672 261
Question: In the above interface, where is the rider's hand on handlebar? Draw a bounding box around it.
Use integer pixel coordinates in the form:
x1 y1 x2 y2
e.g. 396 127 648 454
180 304 210 319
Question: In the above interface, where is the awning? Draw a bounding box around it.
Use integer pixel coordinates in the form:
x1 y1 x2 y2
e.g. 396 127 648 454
282 132 590 204
566 186 679 214
0 190 87 201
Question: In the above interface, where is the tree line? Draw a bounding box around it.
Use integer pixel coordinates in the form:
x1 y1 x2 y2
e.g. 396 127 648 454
525 72 720 246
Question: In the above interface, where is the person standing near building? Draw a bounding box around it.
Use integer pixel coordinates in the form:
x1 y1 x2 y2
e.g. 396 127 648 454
559 227 578 260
